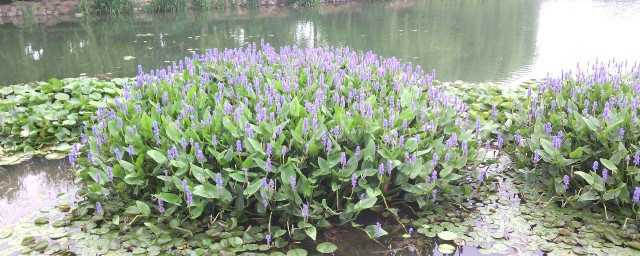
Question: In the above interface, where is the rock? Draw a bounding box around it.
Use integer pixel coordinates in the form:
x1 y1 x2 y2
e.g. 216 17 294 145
74 13 84 17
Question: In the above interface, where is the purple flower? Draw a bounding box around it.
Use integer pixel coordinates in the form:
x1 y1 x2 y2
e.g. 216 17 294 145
302 203 309 221
281 147 287 156
265 157 272 172
236 139 243 152
533 150 540 163
216 173 223 193
96 173 101 183
633 187 640 202
96 202 103 215
265 234 272 247
432 189 437 201
186 190 193 205
563 175 570 190
182 179 188 192
432 153 438 166
444 153 451 162
602 169 608 182
211 135 218 147
478 169 485 183
355 146 361 157
552 135 562 149
635 151 640 165
351 173 358 187
360 193 365 200
289 175 297 190
114 148 122 160
375 222 382 237
620 128 625 140
593 161 599 171
431 170 438 180
462 141 468 156
128 145 135 156
106 167 113 181
387 159 393 175
544 122 552 137
158 198 165 213
341 152 347 166
266 143 272 156
378 163 385 175
181 138 187 150
408 227 414 235
302 118 309 135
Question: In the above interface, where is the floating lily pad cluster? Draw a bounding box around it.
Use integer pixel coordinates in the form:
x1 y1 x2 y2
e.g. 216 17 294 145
0 78 125 165
502 61 640 209
76 42 494 247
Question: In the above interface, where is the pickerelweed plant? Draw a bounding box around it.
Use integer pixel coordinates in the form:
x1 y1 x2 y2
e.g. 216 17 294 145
503 60 640 216
75 42 496 247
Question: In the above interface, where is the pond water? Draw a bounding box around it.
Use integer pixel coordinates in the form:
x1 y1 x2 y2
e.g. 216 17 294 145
1 0 640 85
2 0 640 255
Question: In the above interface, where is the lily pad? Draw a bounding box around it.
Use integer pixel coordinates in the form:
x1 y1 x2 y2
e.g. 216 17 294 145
437 231 458 241
316 242 337 254
437 244 456 254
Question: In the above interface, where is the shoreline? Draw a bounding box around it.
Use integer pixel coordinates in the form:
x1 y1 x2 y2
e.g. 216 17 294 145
0 0 368 25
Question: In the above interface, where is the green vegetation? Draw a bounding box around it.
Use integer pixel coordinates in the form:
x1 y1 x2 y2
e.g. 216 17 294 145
2 43 640 255
94 0 135 14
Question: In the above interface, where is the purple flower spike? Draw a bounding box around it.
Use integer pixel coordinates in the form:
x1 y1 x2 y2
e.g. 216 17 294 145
375 222 382 237
633 187 640 202
302 203 309 221
266 234 272 247
533 150 540 163
236 139 243 152
563 175 570 190
158 198 165 213
186 190 193 206
96 202 103 215
593 161 599 171
351 173 358 187
289 175 297 190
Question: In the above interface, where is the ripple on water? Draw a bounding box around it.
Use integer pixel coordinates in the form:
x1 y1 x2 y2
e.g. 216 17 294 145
0 158 77 228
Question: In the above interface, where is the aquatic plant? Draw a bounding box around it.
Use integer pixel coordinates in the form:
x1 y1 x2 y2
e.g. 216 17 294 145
0 78 124 165
94 0 135 14
503 60 640 212
77 42 492 244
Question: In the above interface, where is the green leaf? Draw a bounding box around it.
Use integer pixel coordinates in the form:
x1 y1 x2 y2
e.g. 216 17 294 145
244 179 262 196
155 193 181 205
574 171 594 186
316 242 337 254
569 147 583 159
54 93 70 101
147 150 168 165
304 225 317 240
600 158 618 171
578 191 599 201
354 196 377 211
136 201 151 216
287 249 308 256
290 97 301 117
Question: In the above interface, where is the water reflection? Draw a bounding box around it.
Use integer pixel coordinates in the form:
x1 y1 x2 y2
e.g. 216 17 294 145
0 159 77 228
0 0 540 84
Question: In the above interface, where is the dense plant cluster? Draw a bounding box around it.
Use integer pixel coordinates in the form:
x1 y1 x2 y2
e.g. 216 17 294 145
503 61 640 210
77 42 495 241
0 78 123 165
